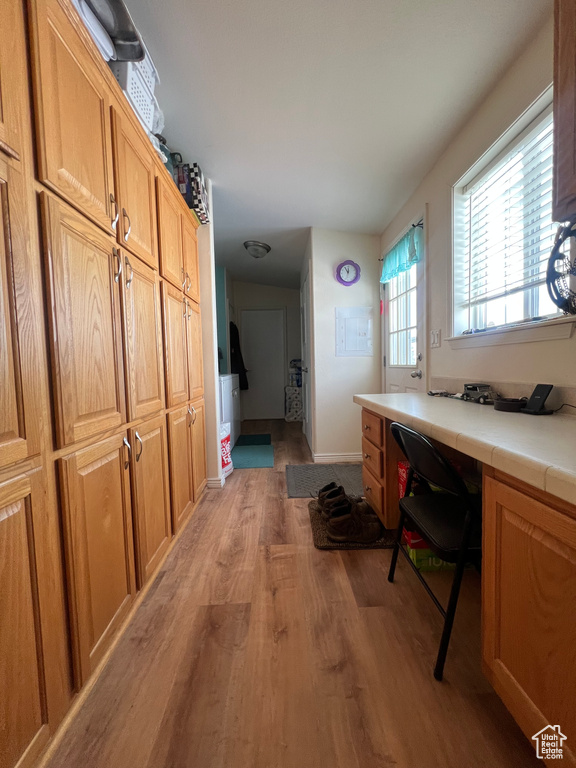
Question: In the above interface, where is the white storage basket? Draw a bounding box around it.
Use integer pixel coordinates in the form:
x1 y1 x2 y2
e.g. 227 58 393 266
109 41 159 95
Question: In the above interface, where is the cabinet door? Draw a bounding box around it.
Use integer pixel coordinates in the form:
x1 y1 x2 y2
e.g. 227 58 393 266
182 213 200 302
189 399 207 501
166 406 194 533
121 253 165 422
59 435 135 686
186 298 204 400
553 0 576 221
483 474 576 758
162 281 189 408
129 416 172 588
0 157 41 468
157 176 184 289
29 0 115 231
111 108 158 268
0 0 28 160
0 471 51 768
41 193 125 447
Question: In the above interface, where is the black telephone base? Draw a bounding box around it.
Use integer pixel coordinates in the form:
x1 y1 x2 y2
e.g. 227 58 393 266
520 409 553 416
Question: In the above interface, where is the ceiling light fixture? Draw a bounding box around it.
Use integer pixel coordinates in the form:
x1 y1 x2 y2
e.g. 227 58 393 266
244 240 271 259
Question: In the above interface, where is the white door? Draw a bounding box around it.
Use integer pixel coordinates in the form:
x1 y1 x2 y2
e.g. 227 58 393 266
240 309 286 420
300 273 312 449
382 256 427 393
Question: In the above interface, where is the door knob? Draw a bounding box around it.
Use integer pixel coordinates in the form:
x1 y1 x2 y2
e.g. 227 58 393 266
410 369 423 379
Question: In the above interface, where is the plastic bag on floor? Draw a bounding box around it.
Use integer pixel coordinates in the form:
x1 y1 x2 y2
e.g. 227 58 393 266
220 422 233 477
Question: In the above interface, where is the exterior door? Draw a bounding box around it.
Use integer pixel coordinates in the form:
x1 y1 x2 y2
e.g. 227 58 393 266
29 0 115 232
121 252 165 421
186 298 204 400
59 434 135 686
161 282 189 408
240 309 286 420
383 256 427 394
41 193 126 447
129 416 172 588
111 108 158 269
166 406 194 533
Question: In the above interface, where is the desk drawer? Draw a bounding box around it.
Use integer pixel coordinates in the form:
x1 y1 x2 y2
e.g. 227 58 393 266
362 436 382 479
361 409 383 448
362 465 382 518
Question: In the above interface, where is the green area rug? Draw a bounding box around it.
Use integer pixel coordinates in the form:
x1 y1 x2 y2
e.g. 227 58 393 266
231 444 274 468
235 433 271 446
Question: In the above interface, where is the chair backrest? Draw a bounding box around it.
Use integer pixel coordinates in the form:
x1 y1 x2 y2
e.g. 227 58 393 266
390 422 469 498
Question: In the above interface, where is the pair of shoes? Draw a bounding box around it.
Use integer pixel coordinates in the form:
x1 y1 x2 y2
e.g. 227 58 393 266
325 496 383 543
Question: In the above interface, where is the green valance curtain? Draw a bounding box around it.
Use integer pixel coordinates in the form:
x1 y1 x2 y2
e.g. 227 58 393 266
380 224 423 283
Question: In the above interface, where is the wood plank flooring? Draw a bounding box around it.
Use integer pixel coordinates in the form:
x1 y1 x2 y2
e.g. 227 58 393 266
44 420 539 768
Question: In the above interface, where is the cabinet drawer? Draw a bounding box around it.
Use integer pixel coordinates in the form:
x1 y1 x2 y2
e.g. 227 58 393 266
362 436 382 479
362 465 383 518
361 409 383 448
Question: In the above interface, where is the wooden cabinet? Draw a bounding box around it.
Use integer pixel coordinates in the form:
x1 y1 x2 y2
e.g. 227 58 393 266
482 469 576 765
0 0 28 160
59 434 136 686
128 415 172 588
166 405 194 533
0 471 51 768
553 0 576 222
157 175 185 289
182 214 200 302
0 157 42 469
28 0 116 232
190 399 207 500
359 409 401 529
121 253 165 422
111 108 158 268
41 193 125 447
186 298 204 400
162 281 189 408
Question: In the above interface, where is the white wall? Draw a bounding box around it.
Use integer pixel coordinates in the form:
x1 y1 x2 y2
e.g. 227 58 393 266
380 16 576 391
309 228 381 461
232 280 301 376
197 181 223 487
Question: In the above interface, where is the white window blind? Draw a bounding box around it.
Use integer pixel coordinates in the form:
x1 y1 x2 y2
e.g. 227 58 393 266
454 110 560 333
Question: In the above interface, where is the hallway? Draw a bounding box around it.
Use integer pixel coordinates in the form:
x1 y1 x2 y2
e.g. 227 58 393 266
43 420 538 768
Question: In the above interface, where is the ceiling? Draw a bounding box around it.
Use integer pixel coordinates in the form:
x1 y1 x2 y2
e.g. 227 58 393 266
130 0 552 289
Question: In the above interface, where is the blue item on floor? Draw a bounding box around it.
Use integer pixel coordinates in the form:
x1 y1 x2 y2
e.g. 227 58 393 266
231 444 274 468
235 433 272 446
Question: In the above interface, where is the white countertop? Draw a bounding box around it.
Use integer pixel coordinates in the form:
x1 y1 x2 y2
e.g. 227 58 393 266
354 393 576 506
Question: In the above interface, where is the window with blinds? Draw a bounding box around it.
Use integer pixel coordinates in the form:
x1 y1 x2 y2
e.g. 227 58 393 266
453 108 560 334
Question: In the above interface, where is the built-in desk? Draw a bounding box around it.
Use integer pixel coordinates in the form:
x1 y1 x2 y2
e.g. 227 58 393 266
354 393 576 767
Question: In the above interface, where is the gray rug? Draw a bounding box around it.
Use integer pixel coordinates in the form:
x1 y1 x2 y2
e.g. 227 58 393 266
286 463 363 499
308 500 396 550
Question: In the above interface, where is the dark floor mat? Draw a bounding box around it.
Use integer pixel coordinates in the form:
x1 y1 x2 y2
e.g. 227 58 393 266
286 463 362 498
308 500 396 550
235 433 272 446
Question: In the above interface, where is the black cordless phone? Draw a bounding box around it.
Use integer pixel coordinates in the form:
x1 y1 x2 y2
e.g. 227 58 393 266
521 384 554 415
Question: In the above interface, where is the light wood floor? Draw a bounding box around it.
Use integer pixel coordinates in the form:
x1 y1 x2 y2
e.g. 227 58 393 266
45 420 539 768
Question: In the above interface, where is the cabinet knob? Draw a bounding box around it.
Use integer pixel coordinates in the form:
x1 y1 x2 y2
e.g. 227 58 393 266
364 453 370 459
364 424 370 430
365 485 371 492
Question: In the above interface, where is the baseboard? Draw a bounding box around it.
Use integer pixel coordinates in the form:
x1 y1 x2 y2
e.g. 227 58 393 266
206 476 225 489
313 452 362 464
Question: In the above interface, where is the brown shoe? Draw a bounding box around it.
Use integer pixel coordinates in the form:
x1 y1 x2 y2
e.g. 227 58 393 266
325 499 383 543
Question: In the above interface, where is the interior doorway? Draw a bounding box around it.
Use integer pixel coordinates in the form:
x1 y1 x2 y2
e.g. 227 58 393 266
300 272 312 450
240 309 286 420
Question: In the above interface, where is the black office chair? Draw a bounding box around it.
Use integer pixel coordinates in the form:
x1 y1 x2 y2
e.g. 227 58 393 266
387 422 482 681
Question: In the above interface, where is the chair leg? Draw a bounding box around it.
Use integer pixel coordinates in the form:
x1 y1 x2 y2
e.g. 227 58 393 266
433 548 468 681
387 509 405 583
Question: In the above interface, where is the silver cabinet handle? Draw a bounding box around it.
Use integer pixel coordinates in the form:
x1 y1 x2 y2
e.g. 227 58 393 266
125 255 134 288
181 267 186 289
135 431 143 462
186 272 192 292
113 248 122 283
122 208 131 242
190 405 197 424
110 193 119 230
123 437 131 469
183 298 187 317
187 406 193 427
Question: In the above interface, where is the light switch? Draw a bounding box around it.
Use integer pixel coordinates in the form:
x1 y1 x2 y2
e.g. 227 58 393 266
430 329 441 348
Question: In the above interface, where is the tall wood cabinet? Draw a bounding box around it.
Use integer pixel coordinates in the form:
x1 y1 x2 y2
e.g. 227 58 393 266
483 468 576 767
1 0 208 765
